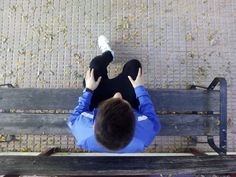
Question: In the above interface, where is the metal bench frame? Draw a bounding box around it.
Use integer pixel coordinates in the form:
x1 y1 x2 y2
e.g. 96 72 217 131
190 78 227 155
0 77 233 176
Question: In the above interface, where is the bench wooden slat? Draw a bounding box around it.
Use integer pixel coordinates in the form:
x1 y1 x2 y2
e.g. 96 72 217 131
0 88 220 112
0 113 219 136
0 88 80 110
149 89 220 112
0 155 235 175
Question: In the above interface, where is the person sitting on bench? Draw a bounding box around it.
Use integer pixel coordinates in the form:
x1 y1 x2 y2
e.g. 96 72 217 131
68 35 161 152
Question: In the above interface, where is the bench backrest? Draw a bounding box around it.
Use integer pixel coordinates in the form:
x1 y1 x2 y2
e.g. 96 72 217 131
0 88 220 136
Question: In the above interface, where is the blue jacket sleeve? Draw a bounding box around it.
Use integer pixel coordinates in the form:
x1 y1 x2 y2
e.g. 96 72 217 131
135 85 161 139
67 90 93 127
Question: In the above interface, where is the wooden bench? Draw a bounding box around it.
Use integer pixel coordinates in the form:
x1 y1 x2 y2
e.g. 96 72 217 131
0 77 234 176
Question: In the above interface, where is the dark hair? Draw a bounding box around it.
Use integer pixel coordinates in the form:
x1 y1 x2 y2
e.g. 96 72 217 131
95 98 135 151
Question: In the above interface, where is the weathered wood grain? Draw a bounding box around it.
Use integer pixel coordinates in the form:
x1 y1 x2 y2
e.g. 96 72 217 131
0 113 219 136
0 88 80 110
148 89 220 112
0 155 235 175
0 88 220 112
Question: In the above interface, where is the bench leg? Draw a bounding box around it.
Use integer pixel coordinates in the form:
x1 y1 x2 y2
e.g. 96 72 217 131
0 83 15 88
39 147 61 156
189 148 206 156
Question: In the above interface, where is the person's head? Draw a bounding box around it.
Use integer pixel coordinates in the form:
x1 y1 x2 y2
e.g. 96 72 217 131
95 92 135 151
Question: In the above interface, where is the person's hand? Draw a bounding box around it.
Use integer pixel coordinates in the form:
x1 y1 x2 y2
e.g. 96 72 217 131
85 68 102 91
128 68 144 88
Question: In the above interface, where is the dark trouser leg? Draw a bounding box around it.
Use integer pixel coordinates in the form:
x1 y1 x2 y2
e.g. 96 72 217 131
83 51 113 88
83 51 113 110
121 59 142 80
114 59 142 109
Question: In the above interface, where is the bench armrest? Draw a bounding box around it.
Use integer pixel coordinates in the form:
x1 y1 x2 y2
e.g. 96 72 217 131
190 78 227 155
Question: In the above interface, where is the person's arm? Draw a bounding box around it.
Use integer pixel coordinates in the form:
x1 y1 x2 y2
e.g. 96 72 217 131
68 69 102 127
128 68 161 148
71 89 93 115
134 85 161 133
128 68 161 133
68 89 93 127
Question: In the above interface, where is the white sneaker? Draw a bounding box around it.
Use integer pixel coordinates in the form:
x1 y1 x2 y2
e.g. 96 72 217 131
98 35 114 58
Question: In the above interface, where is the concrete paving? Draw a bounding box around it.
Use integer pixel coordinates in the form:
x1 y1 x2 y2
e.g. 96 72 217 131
0 0 235 152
